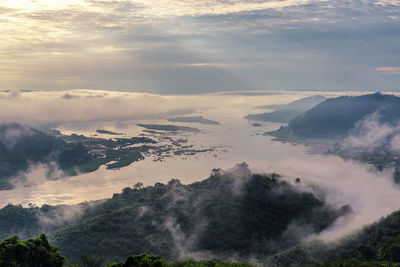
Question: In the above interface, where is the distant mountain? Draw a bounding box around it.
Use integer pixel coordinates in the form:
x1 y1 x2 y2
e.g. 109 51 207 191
245 109 303 123
167 116 219 125
258 95 327 111
0 164 350 263
269 93 400 139
246 95 327 123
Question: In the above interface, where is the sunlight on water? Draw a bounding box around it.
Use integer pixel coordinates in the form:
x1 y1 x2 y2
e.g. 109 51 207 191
2 90 399 239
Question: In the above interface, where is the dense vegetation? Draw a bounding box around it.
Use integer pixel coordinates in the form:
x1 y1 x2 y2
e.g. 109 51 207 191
0 235 255 267
108 254 254 267
0 123 96 189
0 234 65 266
7 207 400 267
6 163 400 266
0 164 349 264
266 209 400 266
0 123 159 190
0 202 94 241
270 93 400 139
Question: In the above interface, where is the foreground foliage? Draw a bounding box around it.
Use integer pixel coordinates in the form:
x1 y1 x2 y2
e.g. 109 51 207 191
0 234 65 266
108 255 254 267
0 235 254 267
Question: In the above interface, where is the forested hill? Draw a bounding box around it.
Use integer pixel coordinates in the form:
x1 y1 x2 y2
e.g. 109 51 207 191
0 163 350 263
270 93 400 140
268 208 400 266
0 123 95 189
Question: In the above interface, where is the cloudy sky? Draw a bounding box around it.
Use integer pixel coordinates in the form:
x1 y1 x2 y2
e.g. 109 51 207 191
1 0 399 94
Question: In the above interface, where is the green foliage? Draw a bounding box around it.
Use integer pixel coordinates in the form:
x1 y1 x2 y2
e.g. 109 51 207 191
268 208 400 266
168 259 254 267
0 123 149 189
48 164 346 263
75 254 106 267
0 165 350 265
105 149 144 169
57 143 93 170
0 204 40 241
0 234 65 267
309 258 400 267
107 254 254 267
0 123 96 189
0 236 254 267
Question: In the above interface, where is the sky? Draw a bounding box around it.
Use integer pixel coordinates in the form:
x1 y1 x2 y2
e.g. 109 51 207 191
1 0 400 94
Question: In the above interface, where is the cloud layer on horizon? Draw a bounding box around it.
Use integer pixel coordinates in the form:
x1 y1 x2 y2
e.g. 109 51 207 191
0 0 399 93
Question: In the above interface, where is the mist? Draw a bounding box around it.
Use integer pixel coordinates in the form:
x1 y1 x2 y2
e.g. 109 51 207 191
0 89 351 127
1 90 400 258
272 154 400 240
342 111 400 153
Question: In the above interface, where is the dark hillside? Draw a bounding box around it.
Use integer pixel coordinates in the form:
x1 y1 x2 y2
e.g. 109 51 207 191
271 93 400 139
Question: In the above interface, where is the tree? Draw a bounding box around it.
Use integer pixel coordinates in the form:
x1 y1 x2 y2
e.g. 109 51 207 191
107 254 165 267
0 234 65 267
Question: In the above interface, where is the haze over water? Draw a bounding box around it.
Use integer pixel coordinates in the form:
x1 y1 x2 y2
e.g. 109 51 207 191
1 89 400 240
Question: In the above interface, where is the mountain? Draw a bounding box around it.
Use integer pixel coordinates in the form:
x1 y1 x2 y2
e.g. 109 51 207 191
245 109 304 123
246 95 327 123
269 93 400 140
257 95 327 111
0 164 350 263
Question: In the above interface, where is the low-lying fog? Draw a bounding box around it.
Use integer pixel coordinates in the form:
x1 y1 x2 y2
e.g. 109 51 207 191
1 89 400 240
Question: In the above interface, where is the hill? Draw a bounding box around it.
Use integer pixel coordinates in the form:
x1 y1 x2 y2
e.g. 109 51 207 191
0 164 350 263
269 93 400 140
257 95 327 111
0 123 99 189
246 95 327 123
267 207 400 266
245 109 304 123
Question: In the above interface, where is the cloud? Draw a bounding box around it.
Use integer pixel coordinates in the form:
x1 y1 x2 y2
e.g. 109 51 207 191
124 0 326 18
375 66 400 74
341 111 400 153
0 123 34 150
0 90 201 125
376 0 400 6
272 154 400 241
0 7 17 15
1 0 400 93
